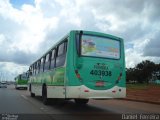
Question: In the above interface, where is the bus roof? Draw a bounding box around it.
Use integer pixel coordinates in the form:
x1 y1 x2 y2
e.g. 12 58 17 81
29 30 123 67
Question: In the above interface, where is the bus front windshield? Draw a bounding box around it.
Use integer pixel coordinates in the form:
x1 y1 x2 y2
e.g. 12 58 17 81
81 35 120 59
21 75 28 80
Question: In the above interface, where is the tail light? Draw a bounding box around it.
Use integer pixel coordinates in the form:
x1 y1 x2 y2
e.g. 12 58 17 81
75 70 81 79
84 89 89 92
115 72 122 84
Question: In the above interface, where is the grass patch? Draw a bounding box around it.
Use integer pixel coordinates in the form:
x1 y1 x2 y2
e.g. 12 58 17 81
149 83 160 87
127 83 149 90
127 83 160 90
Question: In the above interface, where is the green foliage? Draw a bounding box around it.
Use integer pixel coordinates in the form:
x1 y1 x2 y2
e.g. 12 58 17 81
126 60 160 83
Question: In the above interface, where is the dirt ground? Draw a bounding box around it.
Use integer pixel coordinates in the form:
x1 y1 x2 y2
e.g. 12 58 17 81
126 85 160 104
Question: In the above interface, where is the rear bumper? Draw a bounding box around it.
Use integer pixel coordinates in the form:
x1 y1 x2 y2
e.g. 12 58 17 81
66 85 126 99
16 84 28 88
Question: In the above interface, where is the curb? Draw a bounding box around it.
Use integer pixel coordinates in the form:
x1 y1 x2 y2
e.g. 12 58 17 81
122 98 160 105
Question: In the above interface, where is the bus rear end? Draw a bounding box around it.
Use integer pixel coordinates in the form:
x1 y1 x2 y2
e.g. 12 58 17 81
66 30 126 102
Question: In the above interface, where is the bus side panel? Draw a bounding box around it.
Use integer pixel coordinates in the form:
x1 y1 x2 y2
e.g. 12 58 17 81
47 67 66 98
30 68 66 98
30 75 42 96
65 31 84 98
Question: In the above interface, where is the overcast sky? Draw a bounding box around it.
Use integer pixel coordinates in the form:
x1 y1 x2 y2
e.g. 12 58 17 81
0 0 160 80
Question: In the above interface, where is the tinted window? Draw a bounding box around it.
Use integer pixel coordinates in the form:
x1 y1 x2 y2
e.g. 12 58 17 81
50 49 55 69
33 63 35 75
56 40 67 67
65 41 68 52
29 66 32 76
36 61 40 74
40 58 44 72
19 75 21 80
46 54 50 62
44 53 51 71
81 35 120 59
58 43 64 56
21 74 28 80
51 50 55 59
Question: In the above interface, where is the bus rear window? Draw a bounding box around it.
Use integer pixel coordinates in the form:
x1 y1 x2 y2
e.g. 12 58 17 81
81 35 120 59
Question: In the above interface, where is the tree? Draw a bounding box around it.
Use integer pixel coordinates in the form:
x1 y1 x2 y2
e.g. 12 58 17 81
135 60 155 83
126 60 157 83
126 68 137 83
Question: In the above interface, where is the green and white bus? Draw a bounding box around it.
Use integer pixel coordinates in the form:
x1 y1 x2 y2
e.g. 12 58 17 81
15 72 29 89
28 30 126 105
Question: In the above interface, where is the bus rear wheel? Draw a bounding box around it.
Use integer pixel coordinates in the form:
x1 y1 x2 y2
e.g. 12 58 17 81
30 84 35 97
29 84 31 91
42 85 49 105
74 99 89 105
30 92 35 97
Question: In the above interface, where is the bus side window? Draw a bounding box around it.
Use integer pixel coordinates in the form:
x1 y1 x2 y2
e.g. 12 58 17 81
40 58 44 73
44 53 50 71
50 49 55 69
34 62 37 75
38 60 41 74
26 72 29 78
28 66 32 75
56 40 67 68
36 62 39 74
34 63 37 75
65 40 68 52
58 43 64 56
29 66 32 76
31 65 33 75
19 75 21 80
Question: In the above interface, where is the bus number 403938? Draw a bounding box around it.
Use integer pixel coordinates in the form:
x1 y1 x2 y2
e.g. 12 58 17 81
90 70 112 76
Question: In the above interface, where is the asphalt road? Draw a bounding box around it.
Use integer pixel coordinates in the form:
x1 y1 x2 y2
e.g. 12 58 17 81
0 85 160 120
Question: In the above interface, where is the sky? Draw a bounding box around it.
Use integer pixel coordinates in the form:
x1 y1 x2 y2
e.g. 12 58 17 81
0 0 160 81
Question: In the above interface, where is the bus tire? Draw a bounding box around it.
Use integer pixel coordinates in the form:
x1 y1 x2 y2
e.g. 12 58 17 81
15 85 17 89
30 84 35 97
42 85 48 105
74 99 89 105
31 92 35 97
29 84 31 91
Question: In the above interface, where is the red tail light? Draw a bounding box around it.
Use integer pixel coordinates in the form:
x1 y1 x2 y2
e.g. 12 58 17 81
115 72 122 84
84 90 89 92
76 74 81 78
75 70 81 78
112 90 116 93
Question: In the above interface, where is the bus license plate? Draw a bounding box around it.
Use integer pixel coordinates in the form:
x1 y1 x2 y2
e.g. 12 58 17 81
95 81 104 86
